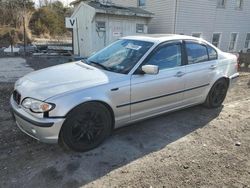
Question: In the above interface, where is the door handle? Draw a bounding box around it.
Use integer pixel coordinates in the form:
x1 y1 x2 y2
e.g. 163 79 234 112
209 65 217 70
175 71 185 77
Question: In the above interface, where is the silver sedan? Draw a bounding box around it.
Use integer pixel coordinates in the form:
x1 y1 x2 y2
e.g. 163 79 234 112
11 34 239 151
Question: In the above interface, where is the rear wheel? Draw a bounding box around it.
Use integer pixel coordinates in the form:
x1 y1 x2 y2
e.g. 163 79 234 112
204 78 228 108
59 102 112 152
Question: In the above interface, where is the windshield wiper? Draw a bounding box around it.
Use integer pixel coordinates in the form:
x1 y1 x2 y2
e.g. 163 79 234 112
88 61 111 71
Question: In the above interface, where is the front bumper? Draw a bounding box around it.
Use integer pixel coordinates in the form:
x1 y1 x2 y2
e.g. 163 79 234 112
10 96 65 144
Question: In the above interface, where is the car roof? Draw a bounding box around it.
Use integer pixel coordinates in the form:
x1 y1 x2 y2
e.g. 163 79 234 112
122 34 205 44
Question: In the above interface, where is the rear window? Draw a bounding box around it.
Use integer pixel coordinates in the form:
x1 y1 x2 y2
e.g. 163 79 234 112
207 45 218 60
186 42 209 64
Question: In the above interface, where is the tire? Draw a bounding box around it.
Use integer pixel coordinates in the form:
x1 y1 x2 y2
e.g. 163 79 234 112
204 78 228 108
59 102 112 152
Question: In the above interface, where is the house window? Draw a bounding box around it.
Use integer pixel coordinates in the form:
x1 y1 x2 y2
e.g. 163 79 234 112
96 21 106 31
138 0 146 6
192 33 202 38
236 0 243 9
212 33 221 47
217 0 226 8
245 33 250 48
136 24 144 33
229 33 238 51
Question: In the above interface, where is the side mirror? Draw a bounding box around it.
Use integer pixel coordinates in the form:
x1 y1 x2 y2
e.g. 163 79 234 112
141 65 159 75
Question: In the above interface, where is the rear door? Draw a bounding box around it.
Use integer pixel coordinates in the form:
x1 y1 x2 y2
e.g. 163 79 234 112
130 40 186 120
182 40 218 105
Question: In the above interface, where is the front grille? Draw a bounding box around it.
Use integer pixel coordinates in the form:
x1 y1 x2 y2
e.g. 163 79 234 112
13 90 21 105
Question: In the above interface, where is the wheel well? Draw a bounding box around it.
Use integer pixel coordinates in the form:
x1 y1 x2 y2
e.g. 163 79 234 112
65 101 115 130
220 77 230 87
206 77 230 98
94 101 115 130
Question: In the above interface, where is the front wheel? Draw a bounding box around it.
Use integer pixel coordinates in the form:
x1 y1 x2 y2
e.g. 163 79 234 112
59 102 112 152
204 78 228 108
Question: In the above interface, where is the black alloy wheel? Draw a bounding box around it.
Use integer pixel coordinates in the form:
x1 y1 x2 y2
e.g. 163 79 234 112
60 102 112 152
204 78 228 108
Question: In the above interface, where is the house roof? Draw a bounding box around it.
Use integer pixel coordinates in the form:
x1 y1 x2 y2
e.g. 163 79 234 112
72 1 153 18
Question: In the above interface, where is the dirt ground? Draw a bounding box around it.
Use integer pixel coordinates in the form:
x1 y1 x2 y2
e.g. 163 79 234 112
0 58 249 188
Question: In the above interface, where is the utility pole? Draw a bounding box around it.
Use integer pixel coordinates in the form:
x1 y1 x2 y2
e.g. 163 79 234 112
23 0 26 56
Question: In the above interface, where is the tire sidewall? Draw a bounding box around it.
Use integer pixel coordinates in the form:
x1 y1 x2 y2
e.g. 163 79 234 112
60 102 112 152
206 78 228 108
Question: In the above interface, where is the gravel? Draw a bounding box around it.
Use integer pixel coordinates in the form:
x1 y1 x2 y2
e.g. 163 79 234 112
25 56 73 70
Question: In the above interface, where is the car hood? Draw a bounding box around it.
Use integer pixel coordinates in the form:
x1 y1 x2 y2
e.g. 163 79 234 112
15 61 120 101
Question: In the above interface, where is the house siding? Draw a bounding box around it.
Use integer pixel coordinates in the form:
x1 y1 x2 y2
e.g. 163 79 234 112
76 0 250 52
112 0 250 52
175 0 215 41
112 0 176 34
72 3 96 56
213 0 250 52
111 0 137 7
172 0 250 52
144 0 175 34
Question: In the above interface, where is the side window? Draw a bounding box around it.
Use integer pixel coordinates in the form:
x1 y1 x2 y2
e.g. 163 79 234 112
207 45 218 60
145 44 182 70
185 42 209 64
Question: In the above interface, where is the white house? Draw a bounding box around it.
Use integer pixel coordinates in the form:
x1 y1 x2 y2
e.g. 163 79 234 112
101 0 250 52
70 0 153 57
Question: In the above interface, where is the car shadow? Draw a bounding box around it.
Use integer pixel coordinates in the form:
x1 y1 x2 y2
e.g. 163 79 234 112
2 104 223 188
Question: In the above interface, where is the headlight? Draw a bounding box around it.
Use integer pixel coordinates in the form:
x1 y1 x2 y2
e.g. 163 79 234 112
22 98 55 113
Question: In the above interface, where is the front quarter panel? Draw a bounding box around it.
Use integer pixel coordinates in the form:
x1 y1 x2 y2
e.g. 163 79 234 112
46 77 131 128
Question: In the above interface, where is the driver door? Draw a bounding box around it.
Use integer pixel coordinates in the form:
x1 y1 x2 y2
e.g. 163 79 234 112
130 41 186 121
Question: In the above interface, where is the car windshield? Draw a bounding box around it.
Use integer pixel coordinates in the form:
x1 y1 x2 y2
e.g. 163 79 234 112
86 39 154 74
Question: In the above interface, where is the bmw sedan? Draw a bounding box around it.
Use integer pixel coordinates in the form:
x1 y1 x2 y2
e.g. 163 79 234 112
11 34 239 152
